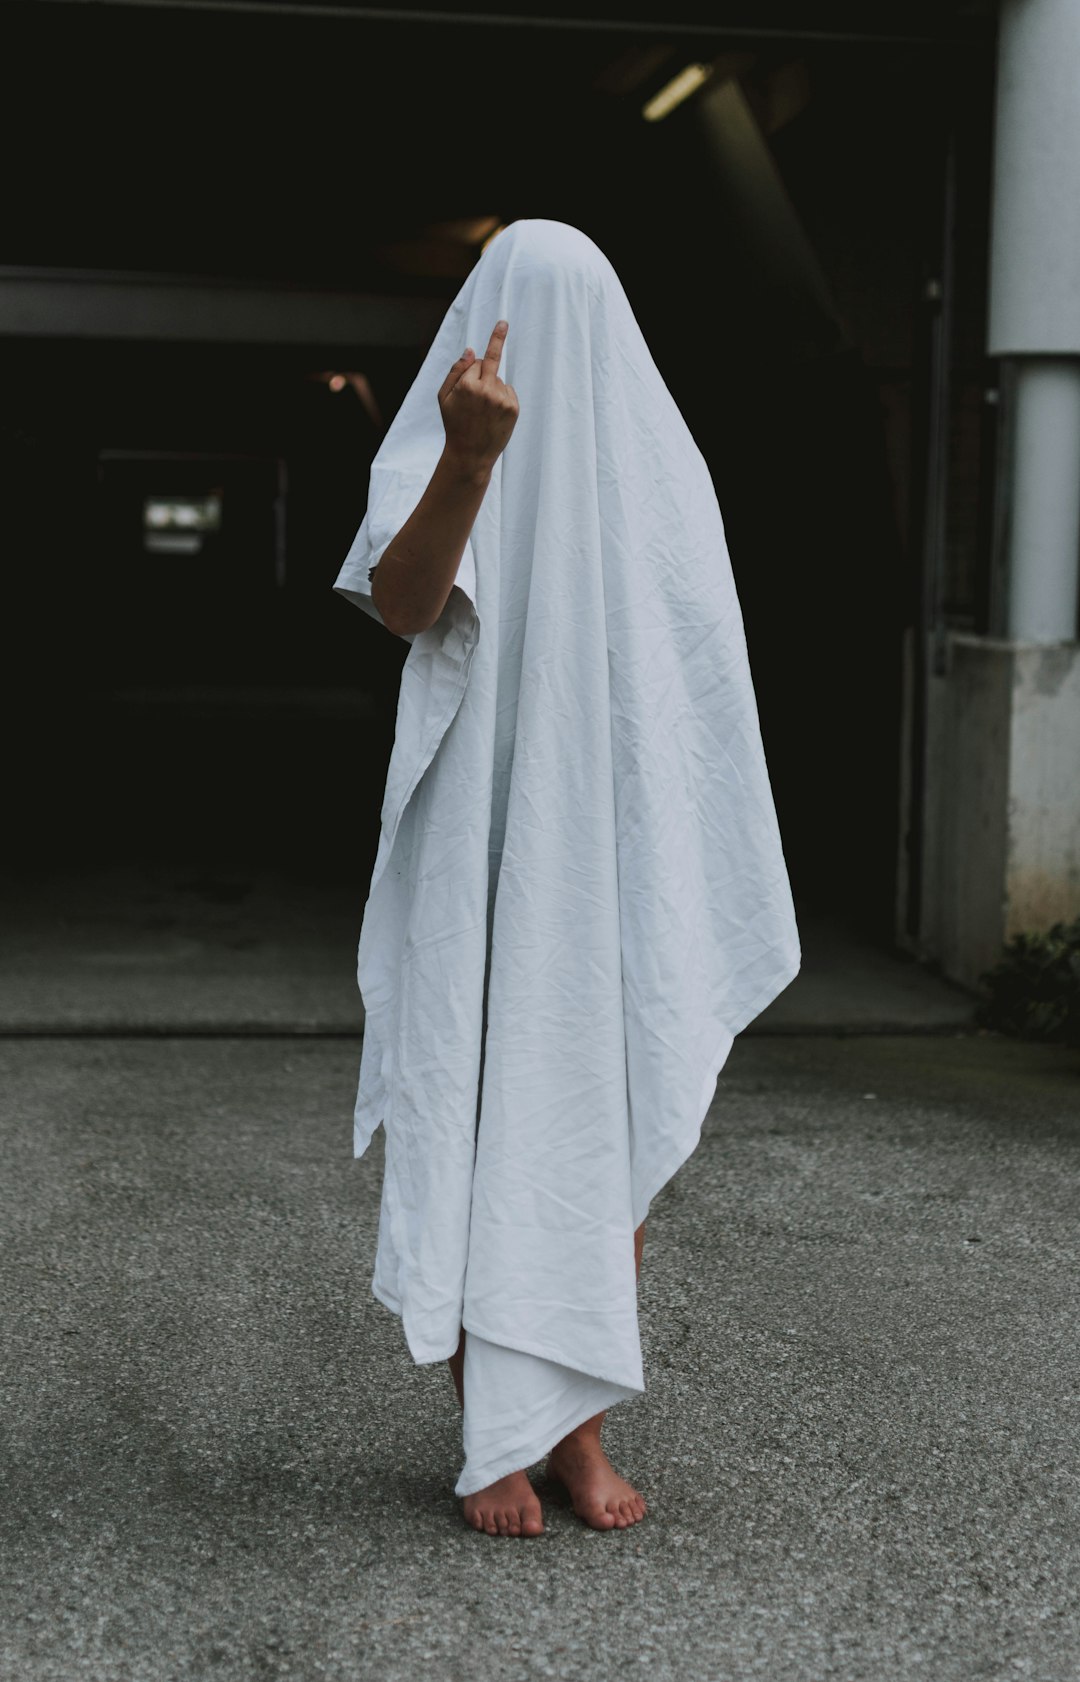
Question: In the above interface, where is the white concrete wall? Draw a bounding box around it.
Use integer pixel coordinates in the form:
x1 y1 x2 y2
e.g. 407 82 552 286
1006 643 1080 932
910 633 1080 991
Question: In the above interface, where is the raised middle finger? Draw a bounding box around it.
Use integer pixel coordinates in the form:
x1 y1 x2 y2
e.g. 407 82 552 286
481 319 508 379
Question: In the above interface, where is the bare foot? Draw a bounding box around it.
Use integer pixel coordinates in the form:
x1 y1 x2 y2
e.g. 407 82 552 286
546 1429 647 1530
462 1468 545 1537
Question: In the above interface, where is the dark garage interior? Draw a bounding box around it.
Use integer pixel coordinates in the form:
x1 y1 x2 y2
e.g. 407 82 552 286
0 0 997 1020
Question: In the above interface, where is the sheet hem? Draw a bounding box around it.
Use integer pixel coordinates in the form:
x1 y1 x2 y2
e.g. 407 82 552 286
630 947 802 1231
370 1279 466 1364
453 1381 639 1497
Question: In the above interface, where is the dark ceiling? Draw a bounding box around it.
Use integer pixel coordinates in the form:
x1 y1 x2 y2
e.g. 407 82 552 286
5 0 993 292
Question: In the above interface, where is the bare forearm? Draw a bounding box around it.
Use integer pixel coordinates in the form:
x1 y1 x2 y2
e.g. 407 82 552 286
371 445 493 636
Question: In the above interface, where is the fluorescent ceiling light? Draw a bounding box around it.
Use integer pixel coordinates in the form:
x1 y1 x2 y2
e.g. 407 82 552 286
642 62 712 122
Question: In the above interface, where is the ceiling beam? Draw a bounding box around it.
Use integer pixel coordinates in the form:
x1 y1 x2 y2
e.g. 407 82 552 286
0 267 448 347
16 0 982 47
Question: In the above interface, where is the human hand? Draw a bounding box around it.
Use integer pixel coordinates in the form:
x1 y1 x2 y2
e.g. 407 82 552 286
438 319 519 475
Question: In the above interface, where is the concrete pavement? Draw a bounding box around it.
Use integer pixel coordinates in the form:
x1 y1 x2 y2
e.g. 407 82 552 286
0 865 976 1034
3 1028 1079 1681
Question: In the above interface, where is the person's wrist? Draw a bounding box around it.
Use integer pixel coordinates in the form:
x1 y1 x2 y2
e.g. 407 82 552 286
440 442 496 487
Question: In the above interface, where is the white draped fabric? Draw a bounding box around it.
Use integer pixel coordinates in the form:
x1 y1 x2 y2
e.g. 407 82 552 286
334 219 800 1496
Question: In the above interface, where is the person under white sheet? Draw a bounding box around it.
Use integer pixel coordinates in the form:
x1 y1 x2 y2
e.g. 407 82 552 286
334 219 801 1537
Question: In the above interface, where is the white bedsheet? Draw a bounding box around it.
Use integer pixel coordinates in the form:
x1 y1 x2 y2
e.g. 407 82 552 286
334 219 801 1497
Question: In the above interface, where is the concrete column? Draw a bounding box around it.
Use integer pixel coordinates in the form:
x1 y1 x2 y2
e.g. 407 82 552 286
988 0 1080 359
988 0 1080 642
1007 361 1080 641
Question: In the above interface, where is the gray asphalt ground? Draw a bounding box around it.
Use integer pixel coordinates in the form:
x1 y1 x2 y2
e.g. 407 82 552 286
4 1024 1079 1682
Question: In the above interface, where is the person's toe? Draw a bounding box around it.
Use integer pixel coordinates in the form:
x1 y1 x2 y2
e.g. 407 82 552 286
522 1510 544 1536
506 1510 522 1536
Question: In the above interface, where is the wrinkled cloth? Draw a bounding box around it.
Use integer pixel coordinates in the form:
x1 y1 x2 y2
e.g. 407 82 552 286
333 219 801 1496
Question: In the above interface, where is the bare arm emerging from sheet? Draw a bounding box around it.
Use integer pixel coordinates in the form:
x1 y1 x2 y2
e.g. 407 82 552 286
371 318 519 636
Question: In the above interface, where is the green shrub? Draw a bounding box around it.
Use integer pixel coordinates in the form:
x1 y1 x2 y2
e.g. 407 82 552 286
976 915 1080 1048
